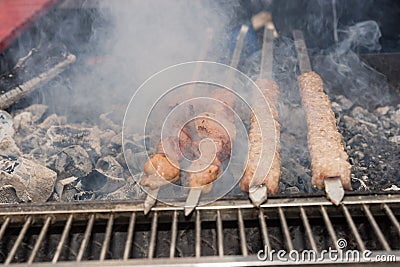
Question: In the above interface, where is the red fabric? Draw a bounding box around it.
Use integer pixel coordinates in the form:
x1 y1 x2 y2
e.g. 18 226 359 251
0 0 58 52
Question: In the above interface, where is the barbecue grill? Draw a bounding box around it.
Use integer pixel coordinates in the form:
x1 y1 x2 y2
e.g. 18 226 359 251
0 195 399 266
0 0 399 266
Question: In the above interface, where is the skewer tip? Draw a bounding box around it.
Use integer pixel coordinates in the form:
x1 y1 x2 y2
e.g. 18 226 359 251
324 177 344 206
249 185 268 207
184 207 195 217
143 197 155 215
184 188 202 216
143 187 160 215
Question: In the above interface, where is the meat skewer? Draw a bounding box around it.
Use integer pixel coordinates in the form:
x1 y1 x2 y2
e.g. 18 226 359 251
293 30 351 205
184 24 249 216
142 30 214 214
240 27 281 206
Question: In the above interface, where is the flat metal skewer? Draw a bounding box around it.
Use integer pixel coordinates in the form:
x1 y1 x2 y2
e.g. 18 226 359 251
143 30 214 215
249 27 275 206
293 30 345 206
144 186 160 215
184 25 249 216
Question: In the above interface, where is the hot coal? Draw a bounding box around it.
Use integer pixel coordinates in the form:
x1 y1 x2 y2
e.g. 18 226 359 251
336 102 400 191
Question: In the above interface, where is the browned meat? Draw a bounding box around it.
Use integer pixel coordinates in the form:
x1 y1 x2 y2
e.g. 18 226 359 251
297 71 352 190
140 174 172 189
155 126 194 163
240 79 281 194
156 137 181 163
141 154 180 189
188 157 222 193
194 112 235 161
187 88 238 193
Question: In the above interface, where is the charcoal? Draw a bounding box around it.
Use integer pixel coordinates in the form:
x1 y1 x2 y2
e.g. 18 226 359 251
97 175 139 200
73 190 95 201
54 176 79 200
19 133 44 155
125 149 148 174
351 106 378 123
334 95 353 110
375 106 391 115
383 185 400 191
77 169 126 196
389 136 400 144
38 114 67 129
99 129 117 146
49 145 92 179
0 185 21 203
99 112 120 133
0 156 56 202
20 104 48 122
0 110 15 140
0 154 20 174
0 137 21 156
59 184 94 202
96 156 124 177
390 108 400 126
13 112 34 136
115 152 127 168
45 125 101 159
100 133 122 157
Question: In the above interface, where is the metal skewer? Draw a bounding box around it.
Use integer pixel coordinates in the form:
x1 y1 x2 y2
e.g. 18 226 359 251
143 29 214 215
184 24 249 216
144 183 160 215
248 27 275 206
292 30 344 206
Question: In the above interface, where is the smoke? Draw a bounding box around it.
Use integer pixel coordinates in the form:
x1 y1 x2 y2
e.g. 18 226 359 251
3 1 397 196
51 0 241 124
313 20 392 109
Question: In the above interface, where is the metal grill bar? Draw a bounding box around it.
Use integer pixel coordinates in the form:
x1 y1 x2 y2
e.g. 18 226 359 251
195 210 201 258
342 204 366 251
5 216 32 265
300 206 317 251
278 207 294 251
0 195 398 266
258 209 271 249
320 205 339 250
100 214 114 261
0 217 10 241
123 212 136 260
169 210 178 258
77 214 95 262
216 210 224 257
148 211 158 259
52 214 73 263
363 204 391 251
383 203 400 237
28 216 52 264
237 209 247 256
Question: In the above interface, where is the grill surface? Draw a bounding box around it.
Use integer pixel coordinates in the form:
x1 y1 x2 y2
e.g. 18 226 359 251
0 194 399 266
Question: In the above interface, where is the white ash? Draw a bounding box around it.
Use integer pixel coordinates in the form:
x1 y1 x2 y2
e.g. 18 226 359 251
383 185 400 191
48 145 93 180
0 185 21 203
96 155 124 177
1 104 148 203
0 156 56 202
0 110 15 141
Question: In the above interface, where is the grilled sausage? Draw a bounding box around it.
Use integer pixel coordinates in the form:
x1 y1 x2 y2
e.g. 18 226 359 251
240 79 281 194
297 71 352 190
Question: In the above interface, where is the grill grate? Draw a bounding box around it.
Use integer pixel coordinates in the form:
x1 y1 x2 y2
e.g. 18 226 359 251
0 195 399 266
